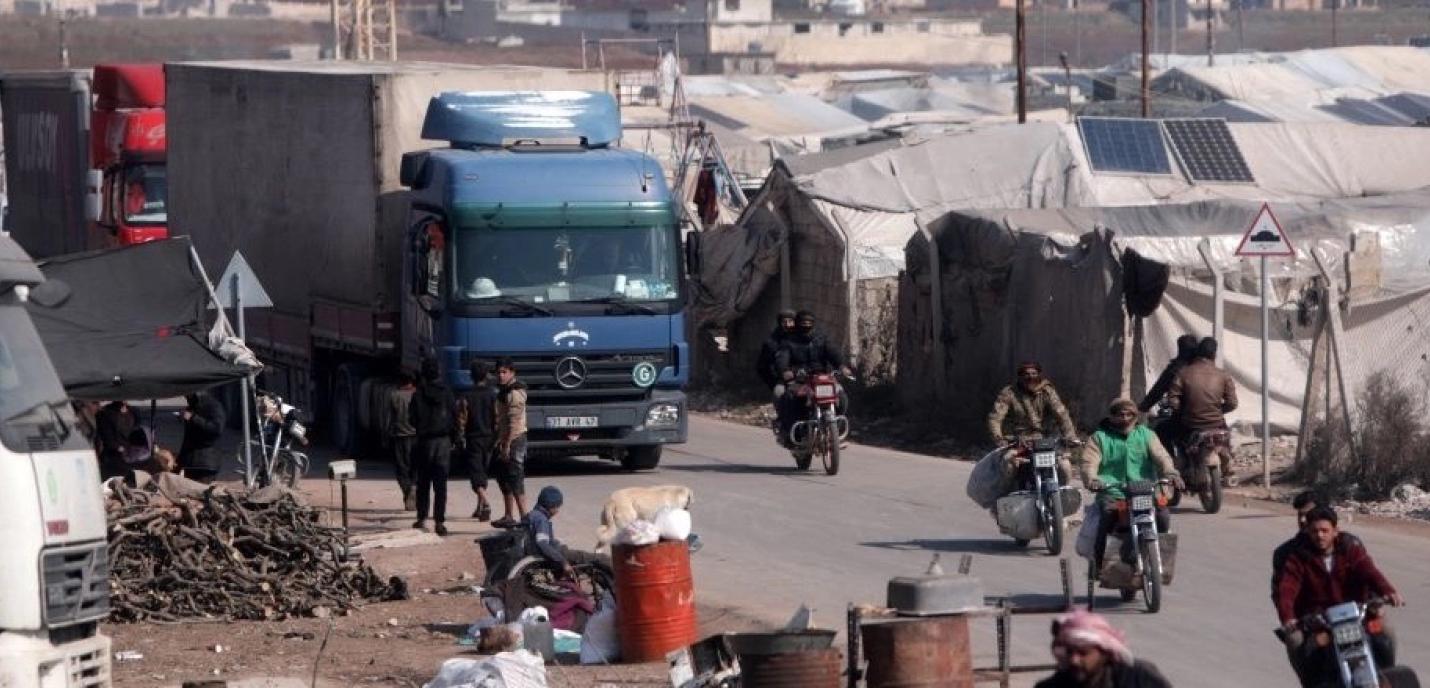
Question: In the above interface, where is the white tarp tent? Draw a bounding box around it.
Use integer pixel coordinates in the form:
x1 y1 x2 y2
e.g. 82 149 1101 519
694 119 1430 388
898 193 1430 436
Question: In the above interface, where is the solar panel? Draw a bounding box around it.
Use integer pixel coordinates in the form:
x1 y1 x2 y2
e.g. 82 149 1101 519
1077 117 1172 175
1163 118 1255 183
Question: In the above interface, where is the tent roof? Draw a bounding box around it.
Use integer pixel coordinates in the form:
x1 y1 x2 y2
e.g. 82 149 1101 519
27 238 250 400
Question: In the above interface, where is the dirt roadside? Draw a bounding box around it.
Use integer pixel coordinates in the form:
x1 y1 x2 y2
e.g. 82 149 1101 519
104 476 767 688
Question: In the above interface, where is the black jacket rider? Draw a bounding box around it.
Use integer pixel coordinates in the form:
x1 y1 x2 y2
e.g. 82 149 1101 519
776 331 843 378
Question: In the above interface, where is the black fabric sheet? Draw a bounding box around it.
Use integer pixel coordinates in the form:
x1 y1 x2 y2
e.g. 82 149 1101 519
26 237 248 400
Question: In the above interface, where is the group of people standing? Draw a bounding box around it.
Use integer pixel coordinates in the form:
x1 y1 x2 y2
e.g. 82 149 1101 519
382 358 530 536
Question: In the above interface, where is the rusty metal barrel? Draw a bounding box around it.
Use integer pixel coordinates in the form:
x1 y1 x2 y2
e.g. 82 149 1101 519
727 631 841 688
612 539 697 662
860 616 974 688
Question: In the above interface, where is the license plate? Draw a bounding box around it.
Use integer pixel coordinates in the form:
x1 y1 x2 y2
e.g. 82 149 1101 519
814 384 836 398
1033 451 1056 468
546 416 598 429
1131 495 1153 511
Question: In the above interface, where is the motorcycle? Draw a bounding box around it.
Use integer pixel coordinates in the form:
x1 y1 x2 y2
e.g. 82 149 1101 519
785 369 849 476
1087 479 1177 614
244 389 310 488
1151 404 1225 514
993 437 1082 555
1276 598 1421 688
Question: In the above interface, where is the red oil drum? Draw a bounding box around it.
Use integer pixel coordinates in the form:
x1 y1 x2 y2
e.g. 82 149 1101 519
612 539 698 662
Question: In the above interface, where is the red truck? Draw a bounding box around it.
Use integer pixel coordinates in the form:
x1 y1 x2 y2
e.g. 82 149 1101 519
0 63 168 258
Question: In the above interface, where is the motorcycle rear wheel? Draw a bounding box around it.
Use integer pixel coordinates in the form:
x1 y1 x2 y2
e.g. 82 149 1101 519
1200 466 1224 514
822 421 840 476
1141 540 1163 613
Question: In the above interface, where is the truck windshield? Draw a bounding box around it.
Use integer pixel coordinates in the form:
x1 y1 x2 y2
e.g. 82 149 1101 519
452 225 680 305
121 163 167 225
0 306 85 453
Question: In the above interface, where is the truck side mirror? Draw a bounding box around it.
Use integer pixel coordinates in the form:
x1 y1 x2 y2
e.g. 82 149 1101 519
684 230 702 277
84 170 105 224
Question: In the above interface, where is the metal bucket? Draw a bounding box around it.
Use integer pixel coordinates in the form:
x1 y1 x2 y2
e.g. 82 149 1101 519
860 615 974 687
612 540 698 662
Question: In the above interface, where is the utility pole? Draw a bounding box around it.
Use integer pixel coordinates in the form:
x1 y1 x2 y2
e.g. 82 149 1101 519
1237 0 1244 53
1330 0 1338 47
1017 0 1028 123
1141 0 1151 118
58 14 70 69
1207 0 1215 65
1059 52 1073 122
329 0 342 59
1170 0 1178 61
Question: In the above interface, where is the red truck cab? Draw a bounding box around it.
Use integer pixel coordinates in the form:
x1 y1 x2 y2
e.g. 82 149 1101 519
87 64 167 246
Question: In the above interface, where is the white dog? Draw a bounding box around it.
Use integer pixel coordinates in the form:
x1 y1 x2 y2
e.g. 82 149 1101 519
594 484 694 552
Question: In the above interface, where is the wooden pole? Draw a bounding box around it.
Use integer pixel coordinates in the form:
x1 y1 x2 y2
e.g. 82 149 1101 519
1017 0 1029 123
1141 0 1151 118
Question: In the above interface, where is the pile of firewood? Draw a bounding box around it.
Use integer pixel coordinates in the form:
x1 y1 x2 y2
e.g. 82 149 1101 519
106 477 406 623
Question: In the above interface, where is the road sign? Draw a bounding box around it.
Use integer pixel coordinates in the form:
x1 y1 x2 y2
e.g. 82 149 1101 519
1234 203 1295 258
212 251 273 309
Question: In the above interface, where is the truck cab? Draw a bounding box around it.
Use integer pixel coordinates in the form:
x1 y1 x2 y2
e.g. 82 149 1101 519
0 235 112 687
401 91 688 469
87 63 168 247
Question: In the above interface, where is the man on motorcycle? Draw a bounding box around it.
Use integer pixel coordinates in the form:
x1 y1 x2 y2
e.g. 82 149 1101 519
757 309 798 390
1139 334 1198 455
1274 505 1402 685
1081 399 1183 567
1165 337 1238 482
987 361 1080 492
1035 610 1172 688
774 310 848 446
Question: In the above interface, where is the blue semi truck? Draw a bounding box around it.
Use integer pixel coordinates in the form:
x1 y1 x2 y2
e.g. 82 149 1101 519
170 63 691 469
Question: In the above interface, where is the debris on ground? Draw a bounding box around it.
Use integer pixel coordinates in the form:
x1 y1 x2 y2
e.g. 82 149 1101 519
106 474 407 623
1345 483 1430 522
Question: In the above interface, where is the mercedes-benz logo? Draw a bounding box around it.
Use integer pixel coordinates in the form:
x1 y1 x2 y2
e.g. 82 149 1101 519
554 357 587 389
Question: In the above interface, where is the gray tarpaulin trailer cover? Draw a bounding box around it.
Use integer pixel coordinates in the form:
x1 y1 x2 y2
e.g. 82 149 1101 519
25 237 254 400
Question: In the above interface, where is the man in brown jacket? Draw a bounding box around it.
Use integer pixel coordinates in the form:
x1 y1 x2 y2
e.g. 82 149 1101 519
987 361 1081 492
1166 337 1238 478
491 357 529 529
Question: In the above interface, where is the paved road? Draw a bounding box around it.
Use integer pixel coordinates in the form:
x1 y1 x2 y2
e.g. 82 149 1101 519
514 416 1430 687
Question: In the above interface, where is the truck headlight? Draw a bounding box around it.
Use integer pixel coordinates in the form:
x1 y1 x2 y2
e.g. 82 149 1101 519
645 403 681 428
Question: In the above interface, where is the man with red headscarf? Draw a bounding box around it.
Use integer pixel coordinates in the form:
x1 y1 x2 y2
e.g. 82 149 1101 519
1036 610 1172 687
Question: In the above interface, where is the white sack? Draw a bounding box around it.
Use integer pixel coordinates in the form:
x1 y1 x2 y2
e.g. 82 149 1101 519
653 508 693 541
965 448 1006 509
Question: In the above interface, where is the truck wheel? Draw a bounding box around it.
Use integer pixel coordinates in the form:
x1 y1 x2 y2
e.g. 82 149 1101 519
332 366 363 457
621 445 662 471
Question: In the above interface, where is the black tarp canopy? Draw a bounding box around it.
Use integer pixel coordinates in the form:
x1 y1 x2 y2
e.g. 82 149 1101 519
26 237 250 400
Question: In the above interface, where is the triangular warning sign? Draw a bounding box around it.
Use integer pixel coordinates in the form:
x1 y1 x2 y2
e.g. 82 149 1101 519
211 251 274 309
1234 203 1295 258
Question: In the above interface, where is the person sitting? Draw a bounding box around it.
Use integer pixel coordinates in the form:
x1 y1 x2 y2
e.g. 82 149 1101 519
1035 610 1172 688
1139 334 1198 457
522 486 612 631
1166 336 1238 483
987 361 1080 493
1274 506 1402 685
773 310 848 445
1081 399 1183 568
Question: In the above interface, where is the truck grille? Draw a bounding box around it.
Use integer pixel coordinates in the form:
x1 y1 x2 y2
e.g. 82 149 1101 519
463 351 667 406
67 643 109 687
42 542 110 626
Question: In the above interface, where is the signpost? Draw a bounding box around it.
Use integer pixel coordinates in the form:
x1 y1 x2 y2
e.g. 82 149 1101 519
213 252 273 487
1235 203 1295 489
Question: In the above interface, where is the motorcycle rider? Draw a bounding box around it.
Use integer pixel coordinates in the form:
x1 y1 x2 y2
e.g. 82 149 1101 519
773 310 848 446
987 361 1080 493
1271 491 1365 683
1082 399 1183 568
1274 505 1403 685
1139 334 1198 455
759 309 798 441
1165 337 1238 483
1035 610 1172 688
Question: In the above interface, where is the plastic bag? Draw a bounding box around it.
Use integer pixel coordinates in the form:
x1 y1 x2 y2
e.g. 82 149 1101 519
615 519 660 546
579 605 619 664
653 508 692 541
424 649 548 688
965 448 1006 509
1074 503 1102 560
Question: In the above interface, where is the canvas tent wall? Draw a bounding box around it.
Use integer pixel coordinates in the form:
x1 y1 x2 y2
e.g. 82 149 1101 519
898 192 1430 438
693 119 1430 390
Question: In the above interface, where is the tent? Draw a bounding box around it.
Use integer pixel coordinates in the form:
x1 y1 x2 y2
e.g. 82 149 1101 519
898 192 1430 437
693 119 1430 388
26 237 256 400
